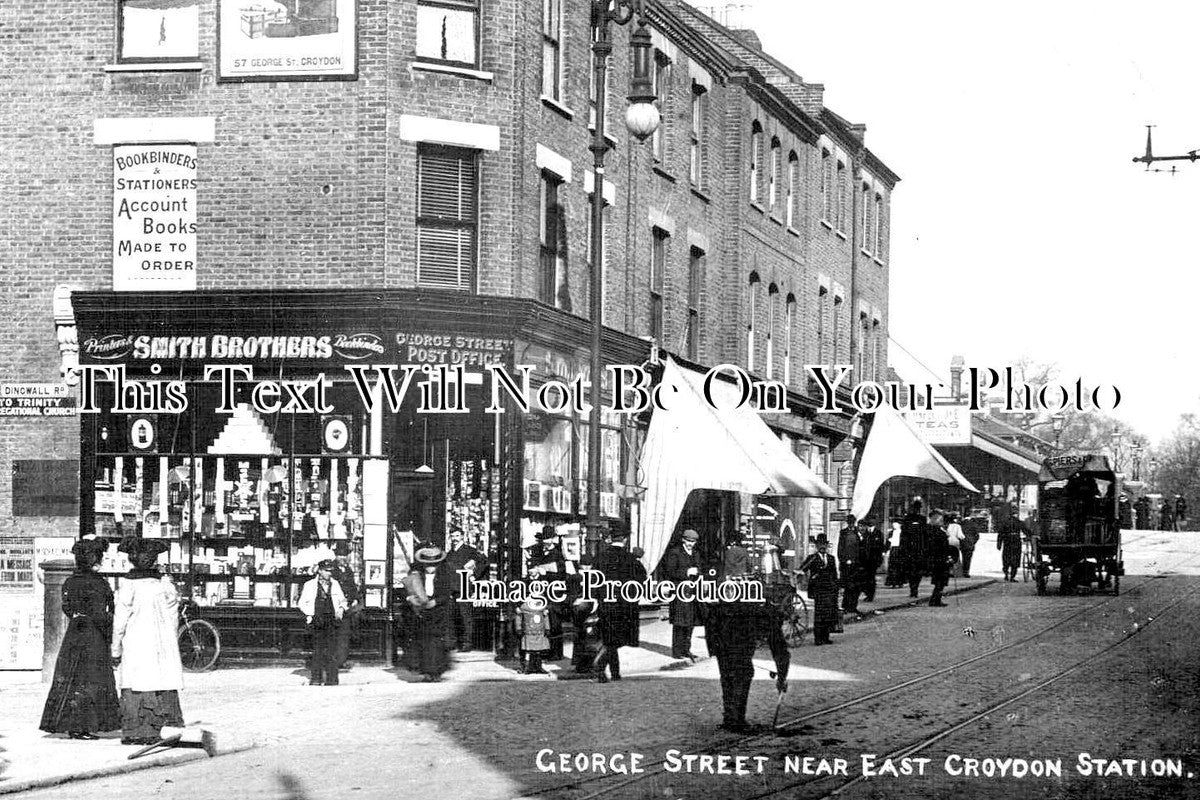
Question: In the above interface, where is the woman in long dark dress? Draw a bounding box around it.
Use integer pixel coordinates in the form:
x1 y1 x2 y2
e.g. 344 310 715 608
400 545 452 681
40 538 120 738
798 534 840 645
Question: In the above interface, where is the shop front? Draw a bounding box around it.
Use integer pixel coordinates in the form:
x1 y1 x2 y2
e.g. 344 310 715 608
71 289 650 661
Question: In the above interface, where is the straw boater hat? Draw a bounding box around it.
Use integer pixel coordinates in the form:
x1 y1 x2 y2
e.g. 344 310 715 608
414 545 446 566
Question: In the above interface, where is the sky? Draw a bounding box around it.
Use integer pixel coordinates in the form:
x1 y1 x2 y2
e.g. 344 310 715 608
732 0 1200 444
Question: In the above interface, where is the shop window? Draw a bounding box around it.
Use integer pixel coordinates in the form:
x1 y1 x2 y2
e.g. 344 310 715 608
541 0 563 100
417 145 478 291
686 247 703 360
523 414 574 513
689 81 707 187
117 0 200 63
416 0 480 68
86 380 386 611
651 51 671 163
539 171 569 310
749 121 762 204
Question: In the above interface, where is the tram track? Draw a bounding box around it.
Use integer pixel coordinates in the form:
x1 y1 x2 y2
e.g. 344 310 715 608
530 553 1198 800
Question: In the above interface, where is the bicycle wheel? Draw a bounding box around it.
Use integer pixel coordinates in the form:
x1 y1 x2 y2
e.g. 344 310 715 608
782 597 809 647
178 619 221 672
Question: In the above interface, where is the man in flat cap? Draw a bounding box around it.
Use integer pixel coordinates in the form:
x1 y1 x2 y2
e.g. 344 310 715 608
664 529 703 660
299 556 348 686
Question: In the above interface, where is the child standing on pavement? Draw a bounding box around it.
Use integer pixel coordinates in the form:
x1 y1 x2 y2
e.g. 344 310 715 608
514 596 551 674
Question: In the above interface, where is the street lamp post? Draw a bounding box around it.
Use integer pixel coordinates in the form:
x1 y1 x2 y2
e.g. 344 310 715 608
1112 429 1124 473
1052 414 1066 451
586 0 660 558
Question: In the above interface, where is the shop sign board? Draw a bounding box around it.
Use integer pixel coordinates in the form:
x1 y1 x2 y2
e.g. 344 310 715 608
218 0 357 81
113 144 198 292
903 406 972 445
0 383 77 417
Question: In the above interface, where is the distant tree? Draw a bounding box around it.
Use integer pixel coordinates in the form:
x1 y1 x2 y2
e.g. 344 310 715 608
1148 414 1200 524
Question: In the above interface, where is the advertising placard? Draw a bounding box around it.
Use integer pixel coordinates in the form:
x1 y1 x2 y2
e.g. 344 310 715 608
903 405 973 445
218 0 357 81
112 144 198 292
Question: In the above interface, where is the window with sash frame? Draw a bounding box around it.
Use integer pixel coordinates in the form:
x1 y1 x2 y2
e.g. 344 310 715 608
416 0 480 68
416 146 478 291
542 0 563 100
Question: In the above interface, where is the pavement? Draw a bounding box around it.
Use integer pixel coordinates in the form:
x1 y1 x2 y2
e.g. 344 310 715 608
0 565 1000 795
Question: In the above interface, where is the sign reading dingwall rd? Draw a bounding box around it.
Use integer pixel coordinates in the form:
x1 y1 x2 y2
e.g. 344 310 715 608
112 143 198 292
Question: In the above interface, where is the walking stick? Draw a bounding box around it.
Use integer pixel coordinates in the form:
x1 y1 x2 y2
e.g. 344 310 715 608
772 687 786 729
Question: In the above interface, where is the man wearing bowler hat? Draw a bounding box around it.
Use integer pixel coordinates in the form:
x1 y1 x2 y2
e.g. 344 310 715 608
664 529 703 660
798 533 839 645
528 525 569 660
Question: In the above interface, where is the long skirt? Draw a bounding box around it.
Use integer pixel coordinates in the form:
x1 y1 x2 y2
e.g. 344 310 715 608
40 618 120 735
119 689 184 745
408 606 451 678
885 550 906 586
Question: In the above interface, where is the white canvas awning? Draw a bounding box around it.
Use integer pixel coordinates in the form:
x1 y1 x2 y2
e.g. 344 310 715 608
636 359 837 573
851 404 979 518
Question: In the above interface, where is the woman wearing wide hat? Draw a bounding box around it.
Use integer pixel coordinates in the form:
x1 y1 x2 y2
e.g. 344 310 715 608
798 534 840 645
40 537 120 739
111 537 185 744
401 544 453 681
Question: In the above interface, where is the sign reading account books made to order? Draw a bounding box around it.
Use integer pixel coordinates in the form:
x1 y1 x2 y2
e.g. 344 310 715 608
112 144 198 291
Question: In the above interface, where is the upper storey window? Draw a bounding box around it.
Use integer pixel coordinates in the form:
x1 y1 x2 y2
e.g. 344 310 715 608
118 0 200 63
417 0 480 68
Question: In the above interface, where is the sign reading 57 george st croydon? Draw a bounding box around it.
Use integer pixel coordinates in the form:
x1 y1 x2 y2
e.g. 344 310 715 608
112 144 198 292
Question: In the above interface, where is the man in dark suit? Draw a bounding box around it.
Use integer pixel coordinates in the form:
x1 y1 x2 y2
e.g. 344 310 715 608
704 579 789 732
445 527 487 651
900 499 930 598
664 529 702 660
926 511 957 607
837 515 861 616
798 534 839 645
858 515 887 603
591 524 646 683
528 525 571 660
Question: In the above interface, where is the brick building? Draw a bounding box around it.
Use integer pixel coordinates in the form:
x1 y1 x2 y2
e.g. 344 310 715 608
0 0 897 660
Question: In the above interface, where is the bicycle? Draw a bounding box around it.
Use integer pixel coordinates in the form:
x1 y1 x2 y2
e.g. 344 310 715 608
762 574 810 647
177 597 221 672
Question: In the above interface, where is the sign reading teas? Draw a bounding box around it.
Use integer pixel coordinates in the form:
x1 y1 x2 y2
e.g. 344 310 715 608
112 144 198 292
903 406 972 445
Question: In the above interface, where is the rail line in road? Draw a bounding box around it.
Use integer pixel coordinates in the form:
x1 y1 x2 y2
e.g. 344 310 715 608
540 550 1200 800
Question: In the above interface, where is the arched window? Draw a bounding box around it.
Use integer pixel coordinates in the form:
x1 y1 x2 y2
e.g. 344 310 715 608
766 283 779 378
747 272 760 371
786 152 799 228
784 293 796 384
749 122 763 203
768 137 781 210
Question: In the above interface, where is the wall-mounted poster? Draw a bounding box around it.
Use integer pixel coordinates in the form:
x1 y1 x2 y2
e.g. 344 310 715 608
218 0 357 81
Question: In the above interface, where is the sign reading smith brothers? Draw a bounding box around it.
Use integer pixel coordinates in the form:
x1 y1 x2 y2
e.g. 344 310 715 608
112 144 198 292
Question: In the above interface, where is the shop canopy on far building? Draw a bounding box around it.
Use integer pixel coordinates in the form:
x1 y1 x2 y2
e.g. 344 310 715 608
851 404 980 519
637 359 837 573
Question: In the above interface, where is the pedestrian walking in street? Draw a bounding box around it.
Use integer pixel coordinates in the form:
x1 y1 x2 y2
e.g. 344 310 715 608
527 526 570 661
40 538 120 739
722 526 751 579
1118 495 1133 530
884 521 905 587
1134 495 1151 530
664 529 703 660
957 516 979 578
299 556 348 685
926 512 957 607
995 507 1028 582
330 544 360 672
1175 495 1188 531
703 579 790 732
591 524 646 683
900 499 929 598
111 537 185 746
858 515 887 603
445 527 487 651
944 513 965 576
401 544 453 682
837 515 862 616
1159 501 1175 532
798 534 839 645
514 596 551 674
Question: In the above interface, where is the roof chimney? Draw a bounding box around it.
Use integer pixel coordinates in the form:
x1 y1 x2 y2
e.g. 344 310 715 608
950 355 965 401
849 123 867 144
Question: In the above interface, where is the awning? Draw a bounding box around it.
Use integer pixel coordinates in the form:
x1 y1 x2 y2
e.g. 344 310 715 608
851 404 979 518
636 359 836 573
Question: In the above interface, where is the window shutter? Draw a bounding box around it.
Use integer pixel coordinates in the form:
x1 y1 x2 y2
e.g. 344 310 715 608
417 147 477 290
